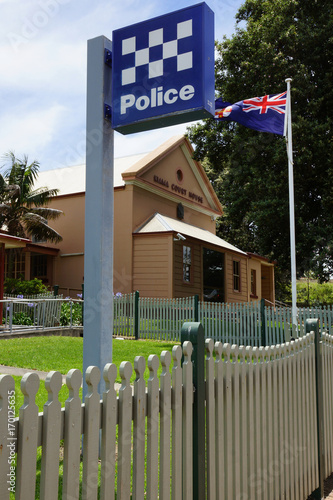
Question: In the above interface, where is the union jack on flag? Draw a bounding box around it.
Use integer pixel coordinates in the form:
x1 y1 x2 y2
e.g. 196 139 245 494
215 91 287 135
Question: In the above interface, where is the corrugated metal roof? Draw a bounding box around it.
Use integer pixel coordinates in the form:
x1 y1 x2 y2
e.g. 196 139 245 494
135 213 247 255
33 152 148 196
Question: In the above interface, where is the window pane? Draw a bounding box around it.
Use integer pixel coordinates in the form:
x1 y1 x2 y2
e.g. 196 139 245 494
233 260 240 291
183 246 191 282
251 269 256 296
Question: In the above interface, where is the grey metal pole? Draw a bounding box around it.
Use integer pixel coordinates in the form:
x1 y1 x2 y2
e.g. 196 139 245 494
285 78 298 332
83 35 114 395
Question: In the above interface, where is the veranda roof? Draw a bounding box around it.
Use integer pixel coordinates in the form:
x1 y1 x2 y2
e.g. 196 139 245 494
134 213 247 256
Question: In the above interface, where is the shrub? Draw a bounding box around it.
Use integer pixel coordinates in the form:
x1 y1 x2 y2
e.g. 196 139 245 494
11 312 33 326
60 301 83 326
297 281 333 307
4 278 48 296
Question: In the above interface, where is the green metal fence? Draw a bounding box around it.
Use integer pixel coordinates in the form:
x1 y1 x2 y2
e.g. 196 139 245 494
139 295 195 342
113 292 136 338
113 293 333 346
198 300 263 345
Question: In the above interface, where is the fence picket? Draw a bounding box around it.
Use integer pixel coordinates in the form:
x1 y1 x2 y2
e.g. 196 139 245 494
303 336 310 496
172 345 182 500
205 339 216 500
264 345 272 491
182 341 193 500
16 373 40 500
133 356 146 500
328 334 333 475
147 354 159 499
62 369 82 500
253 348 263 500
117 361 133 500
324 335 333 476
238 346 248 499
82 366 101 500
214 342 224 500
311 336 319 491
301 338 310 497
291 342 299 500
100 363 117 500
271 345 279 499
246 345 255 500
223 343 233 498
159 351 172 500
40 371 62 500
297 339 304 500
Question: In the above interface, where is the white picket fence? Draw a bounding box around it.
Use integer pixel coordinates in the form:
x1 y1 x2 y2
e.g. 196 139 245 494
1 329 333 499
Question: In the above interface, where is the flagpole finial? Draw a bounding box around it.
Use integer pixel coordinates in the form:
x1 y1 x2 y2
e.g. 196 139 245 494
285 77 292 83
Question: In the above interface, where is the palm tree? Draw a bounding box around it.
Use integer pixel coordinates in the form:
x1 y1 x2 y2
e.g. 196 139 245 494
0 152 63 243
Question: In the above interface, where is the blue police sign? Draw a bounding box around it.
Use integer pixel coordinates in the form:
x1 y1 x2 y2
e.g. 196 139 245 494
112 3 215 134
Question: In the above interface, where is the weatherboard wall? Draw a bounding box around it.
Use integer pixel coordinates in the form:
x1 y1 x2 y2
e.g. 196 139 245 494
133 233 173 298
224 252 248 303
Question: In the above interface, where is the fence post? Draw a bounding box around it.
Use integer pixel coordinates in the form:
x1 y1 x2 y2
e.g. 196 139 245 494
306 318 324 499
194 295 199 322
134 290 139 340
261 298 266 346
9 302 13 334
81 283 84 326
181 322 205 500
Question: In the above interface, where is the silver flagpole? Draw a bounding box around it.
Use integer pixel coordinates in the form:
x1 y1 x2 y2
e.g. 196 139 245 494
285 77 298 332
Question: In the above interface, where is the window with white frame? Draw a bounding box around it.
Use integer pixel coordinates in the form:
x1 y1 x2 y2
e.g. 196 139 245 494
251 269 257 296
233 260 240 291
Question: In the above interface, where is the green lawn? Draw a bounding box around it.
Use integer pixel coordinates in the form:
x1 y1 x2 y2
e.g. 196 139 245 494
0 335 179 414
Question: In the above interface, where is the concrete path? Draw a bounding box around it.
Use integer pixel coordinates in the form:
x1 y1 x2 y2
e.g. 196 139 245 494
0 364 69 385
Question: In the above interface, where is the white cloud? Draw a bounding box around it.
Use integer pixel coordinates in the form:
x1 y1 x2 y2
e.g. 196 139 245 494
0 0 242 171
0 104 67 160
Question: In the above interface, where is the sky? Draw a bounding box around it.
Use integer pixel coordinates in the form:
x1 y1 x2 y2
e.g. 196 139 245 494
0 0 243 172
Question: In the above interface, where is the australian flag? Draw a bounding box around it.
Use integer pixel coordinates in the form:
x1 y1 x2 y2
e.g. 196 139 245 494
215 91 287 135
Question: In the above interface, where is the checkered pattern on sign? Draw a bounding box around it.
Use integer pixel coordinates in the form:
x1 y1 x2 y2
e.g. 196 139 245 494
121 19 193 86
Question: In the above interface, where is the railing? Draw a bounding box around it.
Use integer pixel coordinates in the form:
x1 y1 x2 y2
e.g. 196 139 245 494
0 322 331 499
0 297 83 333
4 292 60 299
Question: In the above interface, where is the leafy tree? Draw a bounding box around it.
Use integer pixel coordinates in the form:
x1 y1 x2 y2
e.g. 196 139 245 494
188 0 333 295
0 152 62 243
